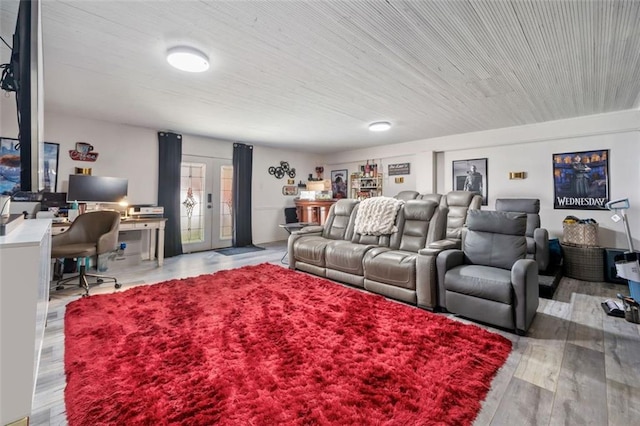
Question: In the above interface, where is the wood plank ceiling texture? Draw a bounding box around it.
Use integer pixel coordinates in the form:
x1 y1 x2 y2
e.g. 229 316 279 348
2 0 640 153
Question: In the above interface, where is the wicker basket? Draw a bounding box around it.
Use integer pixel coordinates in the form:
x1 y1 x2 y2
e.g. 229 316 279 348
562 222 599 247
561 243 604 282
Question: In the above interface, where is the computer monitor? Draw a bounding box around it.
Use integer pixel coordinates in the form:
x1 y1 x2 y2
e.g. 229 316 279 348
67 175 128 204
41 192 68 209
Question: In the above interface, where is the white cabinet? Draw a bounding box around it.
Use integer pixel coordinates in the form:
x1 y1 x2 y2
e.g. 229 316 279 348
0 219 51 425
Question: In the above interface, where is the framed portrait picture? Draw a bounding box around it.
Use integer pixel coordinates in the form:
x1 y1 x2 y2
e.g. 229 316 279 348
330 169 348 199
0 138 59 194
282 185 299 196
452 158 488 205
552 150 609 210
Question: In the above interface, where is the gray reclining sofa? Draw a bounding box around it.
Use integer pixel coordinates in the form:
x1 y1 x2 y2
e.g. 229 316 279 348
288 198 448 309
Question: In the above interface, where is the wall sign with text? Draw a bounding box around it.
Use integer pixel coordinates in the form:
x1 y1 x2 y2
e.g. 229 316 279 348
388 162 410 176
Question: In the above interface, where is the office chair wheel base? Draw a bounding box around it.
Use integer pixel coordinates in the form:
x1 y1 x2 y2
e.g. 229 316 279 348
97 278 104 283
115 283 122 289
56 285 64 291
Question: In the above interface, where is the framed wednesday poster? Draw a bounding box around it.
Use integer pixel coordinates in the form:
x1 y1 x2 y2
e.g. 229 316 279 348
552 149 609 210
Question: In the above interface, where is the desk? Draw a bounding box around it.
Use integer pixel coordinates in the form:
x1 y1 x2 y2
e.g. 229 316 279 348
52 217 167 266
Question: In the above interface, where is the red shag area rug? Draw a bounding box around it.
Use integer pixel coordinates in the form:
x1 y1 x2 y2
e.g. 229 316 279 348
65 263 512 425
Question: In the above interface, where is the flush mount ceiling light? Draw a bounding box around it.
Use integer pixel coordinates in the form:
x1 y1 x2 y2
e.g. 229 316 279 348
368 121 392 132
166 46 210 72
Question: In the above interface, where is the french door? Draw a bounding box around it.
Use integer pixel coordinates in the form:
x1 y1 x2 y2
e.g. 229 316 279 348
180 155 233 252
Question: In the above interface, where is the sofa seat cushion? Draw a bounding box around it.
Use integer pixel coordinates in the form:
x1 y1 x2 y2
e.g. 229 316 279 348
364 250 417 290
444 265 513 304
292 236 333 267
325 241 375 275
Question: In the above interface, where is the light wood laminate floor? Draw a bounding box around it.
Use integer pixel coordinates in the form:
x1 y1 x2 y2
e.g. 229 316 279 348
32 241 640 425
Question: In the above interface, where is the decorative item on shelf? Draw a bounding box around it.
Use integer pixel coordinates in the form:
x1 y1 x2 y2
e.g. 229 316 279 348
268 161 296 179
315 190 333 200
306 180 330 192
297 180 306 188
315 166 324 180
69 142 99 162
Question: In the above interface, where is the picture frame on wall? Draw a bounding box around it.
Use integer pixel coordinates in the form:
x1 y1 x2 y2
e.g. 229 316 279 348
330 169 348 199
0 137 60 194
43 142 60 192
282 185 299 196
452 158 488 205
552 149 609 210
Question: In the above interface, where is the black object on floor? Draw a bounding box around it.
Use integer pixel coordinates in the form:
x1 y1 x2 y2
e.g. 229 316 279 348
539 263 563 299
214 245 265 256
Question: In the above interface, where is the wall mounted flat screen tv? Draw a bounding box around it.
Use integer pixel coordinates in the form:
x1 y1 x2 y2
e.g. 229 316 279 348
67 175 128 203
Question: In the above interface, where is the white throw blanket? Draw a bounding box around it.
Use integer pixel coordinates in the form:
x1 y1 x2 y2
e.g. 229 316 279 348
354 197 404 236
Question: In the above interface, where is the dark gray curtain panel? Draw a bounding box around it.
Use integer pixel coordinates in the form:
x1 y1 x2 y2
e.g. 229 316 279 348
157 131 183 258
232 143 253 247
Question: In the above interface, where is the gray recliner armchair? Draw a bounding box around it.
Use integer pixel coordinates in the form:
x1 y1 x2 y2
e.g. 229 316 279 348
436 210 539 334
427 191 482 250
495 198 549 272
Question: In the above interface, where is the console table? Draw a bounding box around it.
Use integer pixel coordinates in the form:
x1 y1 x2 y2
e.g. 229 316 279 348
52 217 167 266
0 219 51 425
294 199 337 226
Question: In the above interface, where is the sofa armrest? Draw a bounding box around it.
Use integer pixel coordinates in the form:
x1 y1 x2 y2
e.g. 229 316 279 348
293 225 324 235
418 247 446 256
287 228 323 269
427 238 461 251
416 250 440 310
533 228 550 272
435 249 465 309
511 258 539 334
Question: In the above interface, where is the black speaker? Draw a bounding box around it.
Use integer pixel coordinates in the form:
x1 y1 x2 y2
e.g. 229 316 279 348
603 248 637 284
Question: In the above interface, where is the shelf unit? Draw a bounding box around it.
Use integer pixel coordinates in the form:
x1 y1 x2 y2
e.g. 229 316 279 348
350 172 383 199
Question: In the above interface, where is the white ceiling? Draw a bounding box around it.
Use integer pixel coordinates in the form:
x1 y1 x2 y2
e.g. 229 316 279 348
2 0 640 154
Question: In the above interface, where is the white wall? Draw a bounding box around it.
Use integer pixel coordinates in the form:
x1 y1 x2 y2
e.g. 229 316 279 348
0 102 321 245
252 145 320 243
4 93 640 248
324 153 425 198
324 110 640 249
45 112 158 204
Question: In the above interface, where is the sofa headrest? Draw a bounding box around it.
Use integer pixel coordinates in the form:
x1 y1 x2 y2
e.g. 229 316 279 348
403 199 438 220
495 198 540 214
443 191 480 207
394 191 420 201
467 210 527 235
333 199 359 216
419 193 443 204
